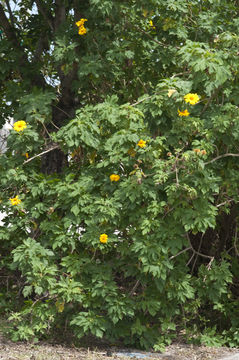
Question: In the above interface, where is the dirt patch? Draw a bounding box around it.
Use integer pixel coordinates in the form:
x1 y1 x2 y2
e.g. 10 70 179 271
0 333 239 360
160 343 239 360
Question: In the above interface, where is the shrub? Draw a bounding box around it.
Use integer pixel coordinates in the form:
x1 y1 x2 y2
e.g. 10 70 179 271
0 0 239 349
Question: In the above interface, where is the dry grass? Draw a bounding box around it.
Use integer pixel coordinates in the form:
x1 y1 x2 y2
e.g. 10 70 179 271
0 340 112 360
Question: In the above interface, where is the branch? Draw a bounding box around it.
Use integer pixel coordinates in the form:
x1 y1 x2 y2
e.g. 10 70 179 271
53 0 66 32
186 233 214 260
57 61 79 109
131 94 154 107
234 228 239 257
129 279 140 297
216 199 235 208
200 86 222 116
170 71 191 79
133 24 175 49
0 3 28 71
186 253 195 267
191 233 204 274
169 247 191 260
0 3 46 87
162 206 175 219
202 257 215 282
131 90 167 107
175 155 180 187
0 3 20 46
33 35 49 62
53 104 71 118
5 0 15 25
23 144 60 165
206 257 214 271
205 153 239 165
73 0 82 22
35 0 54 30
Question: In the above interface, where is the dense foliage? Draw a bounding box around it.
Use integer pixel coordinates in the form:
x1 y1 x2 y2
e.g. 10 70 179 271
1 0 239 349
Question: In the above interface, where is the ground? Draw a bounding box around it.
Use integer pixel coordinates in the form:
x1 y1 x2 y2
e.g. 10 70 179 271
1 332 239 360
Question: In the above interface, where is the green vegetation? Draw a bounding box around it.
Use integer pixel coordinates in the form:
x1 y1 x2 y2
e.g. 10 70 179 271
0 0 239 350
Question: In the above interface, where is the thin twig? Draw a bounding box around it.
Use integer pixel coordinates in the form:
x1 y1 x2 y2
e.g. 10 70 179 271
206 257 214 270
50 121 60 130
131 94 155 107
200 85 222 116
203 257 215 282
129 279 140 297
162 206 175 219
40 121 51 137
212 143 219 157
191 233 204 274
186 233 213 260
130 89 166 107
23 144 60 165
186 253 195 267
234 226 239 257
170 247 191 260
53 104 72 118
31 292 50 308
170 71 191 79
175 157 179 186
216 199 235 208
133 24 179 49
205 153 239 165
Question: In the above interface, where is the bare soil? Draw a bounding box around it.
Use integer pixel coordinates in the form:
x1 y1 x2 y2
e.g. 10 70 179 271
1 332 239 360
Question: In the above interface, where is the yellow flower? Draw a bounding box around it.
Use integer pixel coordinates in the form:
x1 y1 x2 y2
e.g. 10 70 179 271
110 174 120 182
193 148 201 154
178 109 190 117
9 195 21 206
13 120 27 132
149 20 156 29
78 26 87 35
76 19 88 35
184 93 200 105
100 233 108 243
75 19 87 27
200 150 207 155
137 139 146 148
